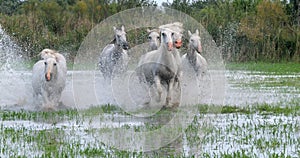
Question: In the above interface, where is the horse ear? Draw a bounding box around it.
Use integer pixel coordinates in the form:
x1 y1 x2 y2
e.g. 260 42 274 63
147 29 151 33
113 26 117 32
188 30 192 37
195 29 199 35
121 25 125 31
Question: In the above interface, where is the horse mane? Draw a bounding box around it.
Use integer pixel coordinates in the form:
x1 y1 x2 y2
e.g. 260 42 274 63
109 38 116 44
159 22 184 34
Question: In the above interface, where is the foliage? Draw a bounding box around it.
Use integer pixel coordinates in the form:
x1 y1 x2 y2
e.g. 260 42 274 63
0 0 299 62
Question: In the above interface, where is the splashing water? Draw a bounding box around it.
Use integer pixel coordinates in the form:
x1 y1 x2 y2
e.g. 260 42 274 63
0 25 31 109
0 25 24 72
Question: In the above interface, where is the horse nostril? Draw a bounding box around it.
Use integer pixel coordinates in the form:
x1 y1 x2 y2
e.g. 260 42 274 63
174 40 182 48
45 73 52 81
123 43 129 50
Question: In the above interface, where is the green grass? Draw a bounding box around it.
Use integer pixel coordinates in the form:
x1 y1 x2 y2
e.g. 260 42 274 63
0 108 79 123
197 98 300 116
1 99 298 123
226 62 300 74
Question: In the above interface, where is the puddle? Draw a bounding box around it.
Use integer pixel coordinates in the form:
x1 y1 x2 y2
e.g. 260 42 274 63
225 70 300 106
199 113 300 157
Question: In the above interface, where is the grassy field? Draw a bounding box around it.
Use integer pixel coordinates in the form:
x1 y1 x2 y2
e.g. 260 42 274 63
1 62 300 157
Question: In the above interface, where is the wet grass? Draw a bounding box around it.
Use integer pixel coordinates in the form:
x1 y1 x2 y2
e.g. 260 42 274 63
0 108 79 122
226 62 300 93
226 62 300 74
196 98 300 116
0 101 299 157
229 75 300 91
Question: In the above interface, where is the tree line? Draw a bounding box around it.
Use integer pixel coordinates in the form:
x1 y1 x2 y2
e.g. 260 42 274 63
0 0 299 62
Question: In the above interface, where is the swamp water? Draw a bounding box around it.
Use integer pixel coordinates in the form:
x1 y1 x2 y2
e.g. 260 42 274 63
0 26 300 157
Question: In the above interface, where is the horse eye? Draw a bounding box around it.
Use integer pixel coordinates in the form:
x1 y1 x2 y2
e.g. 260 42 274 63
148 36 152 40
44 62 47 65
171 32 174 36
161 33 166 37
53 63 57 66
157 36 160 40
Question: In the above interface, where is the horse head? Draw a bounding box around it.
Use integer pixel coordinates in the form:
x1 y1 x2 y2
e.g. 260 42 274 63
159 22 183 49
159 28 174 51
113 25 129 50
44 57 57 82
188 29 202 53
147 29 160 51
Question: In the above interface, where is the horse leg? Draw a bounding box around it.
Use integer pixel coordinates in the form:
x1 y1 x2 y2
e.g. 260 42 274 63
154 75 162 102
41 88 51 110
172 74 181 106
50 89 61 108
32 92 39 108
166 78 174 107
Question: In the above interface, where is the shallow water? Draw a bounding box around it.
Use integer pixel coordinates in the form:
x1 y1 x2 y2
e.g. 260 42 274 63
0 110 299 157
0 69 299 157
0 69 299 111
225 70 300 106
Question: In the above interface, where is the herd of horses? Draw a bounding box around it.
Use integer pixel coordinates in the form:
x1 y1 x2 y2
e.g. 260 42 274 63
32 22 208 111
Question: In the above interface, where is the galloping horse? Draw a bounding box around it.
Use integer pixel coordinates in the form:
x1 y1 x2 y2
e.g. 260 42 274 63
32 49 67 110
181 29 208 77
98 25 129 80
137 23 183 107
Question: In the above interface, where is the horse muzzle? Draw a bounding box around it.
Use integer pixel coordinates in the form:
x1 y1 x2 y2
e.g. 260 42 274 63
122 43 129 50
45 73 52 81
174 40 182 49
198 45 202 53
168 42 173 51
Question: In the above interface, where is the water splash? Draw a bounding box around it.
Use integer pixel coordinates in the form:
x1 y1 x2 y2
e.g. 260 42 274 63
0 25 31 108
0 25 24 72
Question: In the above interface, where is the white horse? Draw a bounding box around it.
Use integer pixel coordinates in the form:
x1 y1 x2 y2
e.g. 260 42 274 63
32 49 67 110
98 25 129 80
160 22 183 79
145 23 184 82
181 29 208 77
137 24 183 107
147 28 160 51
